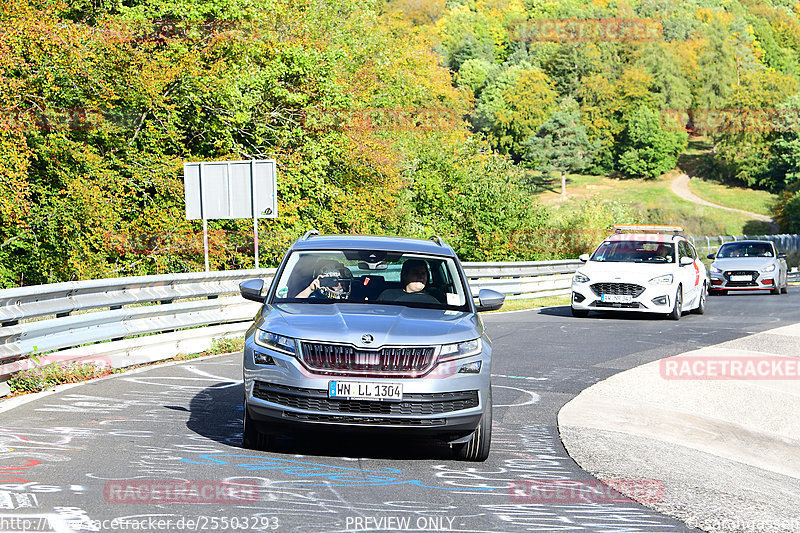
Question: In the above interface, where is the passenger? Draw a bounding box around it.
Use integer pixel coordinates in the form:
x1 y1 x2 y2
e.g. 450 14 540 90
296 260 353 300
378 259 440 304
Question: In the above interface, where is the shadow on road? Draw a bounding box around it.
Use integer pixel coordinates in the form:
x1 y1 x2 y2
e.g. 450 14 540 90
186 384 455 460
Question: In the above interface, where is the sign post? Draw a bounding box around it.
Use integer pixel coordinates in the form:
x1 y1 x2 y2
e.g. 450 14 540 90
183 160 277 271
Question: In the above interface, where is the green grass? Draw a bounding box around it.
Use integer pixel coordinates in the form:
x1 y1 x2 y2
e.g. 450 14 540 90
688 178 777 217
484 295 570 313
536 172 773 236
8 362 114 394
532 135 776 238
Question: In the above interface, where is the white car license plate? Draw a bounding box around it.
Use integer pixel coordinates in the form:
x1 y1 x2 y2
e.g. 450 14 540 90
601 294 633 303
730 275 751 282
328 381 403 401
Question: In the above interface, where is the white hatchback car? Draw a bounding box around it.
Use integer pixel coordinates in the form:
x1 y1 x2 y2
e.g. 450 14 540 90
570 225 709 320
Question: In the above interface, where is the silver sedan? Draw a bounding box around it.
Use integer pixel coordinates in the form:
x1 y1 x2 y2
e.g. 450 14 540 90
707 240 788 295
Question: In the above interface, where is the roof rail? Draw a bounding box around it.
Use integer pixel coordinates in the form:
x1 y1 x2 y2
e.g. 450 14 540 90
429 235 445 247
301 229 320 241
611 225 684 236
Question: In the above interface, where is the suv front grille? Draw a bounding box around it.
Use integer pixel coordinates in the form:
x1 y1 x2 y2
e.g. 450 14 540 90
253 382 479 415
590 283 645 297
300 342 437 377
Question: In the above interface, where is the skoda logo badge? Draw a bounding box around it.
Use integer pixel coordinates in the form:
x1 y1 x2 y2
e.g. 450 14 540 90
361 334 374 344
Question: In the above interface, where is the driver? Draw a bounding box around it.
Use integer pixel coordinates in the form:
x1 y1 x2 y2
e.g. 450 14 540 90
296 260 353 300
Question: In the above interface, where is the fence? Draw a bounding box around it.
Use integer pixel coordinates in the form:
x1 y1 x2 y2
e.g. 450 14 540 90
0 260 582 391
689 234 800 253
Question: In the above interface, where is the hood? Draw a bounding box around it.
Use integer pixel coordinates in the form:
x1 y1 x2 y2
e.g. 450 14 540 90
712 257 776 272
255 303 479 347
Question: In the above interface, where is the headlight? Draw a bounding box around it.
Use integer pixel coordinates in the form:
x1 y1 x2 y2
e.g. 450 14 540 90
439 339 482 362
649 274 674 285
762 264 776 273
710 265 722 274
573 271 590 283
255 331 297 356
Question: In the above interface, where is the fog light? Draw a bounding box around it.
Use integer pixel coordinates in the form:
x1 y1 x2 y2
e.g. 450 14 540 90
711 279 723 286
572 292 585 303
652 295 668 306
761 278 774 285
458 361 481 374
254 352 275 365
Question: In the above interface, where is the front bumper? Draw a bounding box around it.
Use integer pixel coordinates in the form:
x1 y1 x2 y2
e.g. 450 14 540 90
570 281 676 312
709 270 777 291
242 337 489 439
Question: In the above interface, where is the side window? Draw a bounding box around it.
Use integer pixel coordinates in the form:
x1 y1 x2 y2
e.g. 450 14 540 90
678 241 691 260
686 242 698 260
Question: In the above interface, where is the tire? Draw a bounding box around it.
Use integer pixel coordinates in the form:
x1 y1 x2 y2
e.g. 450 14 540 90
242 403 271 451
692 283 707 315
771 286 781 295
781 283 789 294
669 286 682 321
571 307 589 318
454 387 492 462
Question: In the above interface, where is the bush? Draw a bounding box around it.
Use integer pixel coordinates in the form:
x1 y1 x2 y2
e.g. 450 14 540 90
8 362 111 394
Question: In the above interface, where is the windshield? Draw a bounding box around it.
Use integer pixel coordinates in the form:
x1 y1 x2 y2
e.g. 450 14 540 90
590 240 675 263
717 243 773 258
270 250 470 311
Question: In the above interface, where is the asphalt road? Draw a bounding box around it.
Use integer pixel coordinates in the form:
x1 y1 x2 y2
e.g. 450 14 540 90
1 289 799 533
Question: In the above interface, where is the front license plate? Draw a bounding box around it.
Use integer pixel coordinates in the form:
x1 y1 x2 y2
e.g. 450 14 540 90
601 294 633 303
328 381 403 401
730 275 751 282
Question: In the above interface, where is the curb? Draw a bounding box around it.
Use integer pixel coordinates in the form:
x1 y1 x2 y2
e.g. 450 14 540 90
558 322 800 533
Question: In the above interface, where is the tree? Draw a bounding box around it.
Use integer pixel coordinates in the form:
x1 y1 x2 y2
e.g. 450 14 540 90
523 98 598 196
616 107 688 178
476 67 556 158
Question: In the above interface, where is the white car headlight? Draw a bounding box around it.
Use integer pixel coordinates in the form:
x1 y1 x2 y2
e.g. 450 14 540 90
762 264 776 273
255 331 297 356
439 339 482 362
573 271 590 283
710 265 722 274
649 274 674 285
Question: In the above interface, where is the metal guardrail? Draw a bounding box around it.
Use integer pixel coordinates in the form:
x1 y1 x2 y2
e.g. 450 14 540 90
0 260 582 386
689 234 800 252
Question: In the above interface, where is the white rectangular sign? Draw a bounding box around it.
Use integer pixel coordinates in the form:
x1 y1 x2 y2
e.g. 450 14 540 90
184 160 277 220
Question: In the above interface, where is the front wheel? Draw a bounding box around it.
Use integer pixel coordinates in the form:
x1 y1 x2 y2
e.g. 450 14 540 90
242 403 271 451
454 388 492 462
692 283 707 315
571 307 589 318
669 286 682 321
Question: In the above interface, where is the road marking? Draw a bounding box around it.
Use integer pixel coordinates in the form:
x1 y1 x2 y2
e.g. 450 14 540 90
492 386 540 408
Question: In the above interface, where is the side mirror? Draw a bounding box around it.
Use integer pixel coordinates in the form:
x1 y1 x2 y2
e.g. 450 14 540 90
779 252 787 259
239 279 265 302
680 257 694 266
579 254 590 262
707 253 716 260
476 289 505 312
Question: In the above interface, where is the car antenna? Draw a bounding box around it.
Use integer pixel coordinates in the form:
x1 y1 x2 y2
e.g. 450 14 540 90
301 229 320 240
429 235 444 246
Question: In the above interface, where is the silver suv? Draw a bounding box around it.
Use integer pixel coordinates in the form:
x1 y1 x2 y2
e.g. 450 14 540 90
238 232 504 461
